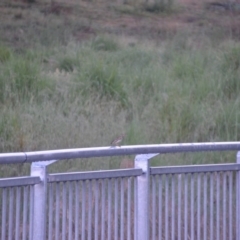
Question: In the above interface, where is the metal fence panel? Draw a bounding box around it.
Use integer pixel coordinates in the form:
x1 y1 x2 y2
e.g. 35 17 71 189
0 185 34 240
47 170 138 240
149 170 237 240
1 146 240 240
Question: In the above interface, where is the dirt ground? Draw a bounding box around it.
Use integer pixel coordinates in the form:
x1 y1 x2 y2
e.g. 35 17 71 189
0 0 240 48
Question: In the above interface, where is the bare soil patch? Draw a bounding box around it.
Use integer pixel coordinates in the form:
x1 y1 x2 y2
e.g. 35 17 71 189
0 0 240 48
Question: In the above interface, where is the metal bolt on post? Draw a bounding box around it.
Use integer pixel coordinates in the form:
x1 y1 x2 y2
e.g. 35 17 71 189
134 153 158 240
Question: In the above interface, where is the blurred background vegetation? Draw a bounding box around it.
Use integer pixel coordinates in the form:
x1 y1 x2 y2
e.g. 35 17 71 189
0 0 240 176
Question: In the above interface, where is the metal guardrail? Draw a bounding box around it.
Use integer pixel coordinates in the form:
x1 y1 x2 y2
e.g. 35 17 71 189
0 142 240 240
150 163 240 174
1 142 240 163
0 180 36 240
0 176 40 187
48 168 142 182
47 169 139 240
150 168 236 240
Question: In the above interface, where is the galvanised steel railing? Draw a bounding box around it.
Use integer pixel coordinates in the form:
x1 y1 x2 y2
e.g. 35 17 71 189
47 169 140 240
1 142 240 240
150 164 239 240
0 177 40 240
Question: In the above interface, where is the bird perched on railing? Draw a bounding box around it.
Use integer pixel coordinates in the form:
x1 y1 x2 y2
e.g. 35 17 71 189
110 134 125 147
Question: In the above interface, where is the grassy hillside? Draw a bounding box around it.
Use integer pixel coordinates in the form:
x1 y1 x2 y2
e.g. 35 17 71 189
0 0 240 176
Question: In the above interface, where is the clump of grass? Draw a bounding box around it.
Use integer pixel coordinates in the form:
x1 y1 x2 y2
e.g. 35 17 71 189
142 0 175 13
117 48 154 69
74 60 128 107
222 45 240 71
220 45 240 98
0 45 11 63
58 57 78 72
90 36 119 52
0 53 52 104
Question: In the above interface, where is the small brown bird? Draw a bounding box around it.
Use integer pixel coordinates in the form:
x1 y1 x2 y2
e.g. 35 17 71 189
110 134 125 147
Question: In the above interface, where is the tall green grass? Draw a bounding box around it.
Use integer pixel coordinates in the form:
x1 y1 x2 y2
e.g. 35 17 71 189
0 34 240 176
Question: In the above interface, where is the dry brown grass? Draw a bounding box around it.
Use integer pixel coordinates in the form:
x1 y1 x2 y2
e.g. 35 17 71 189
1 0 240 51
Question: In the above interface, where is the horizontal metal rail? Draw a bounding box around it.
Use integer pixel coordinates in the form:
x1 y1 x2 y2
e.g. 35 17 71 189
0 142 240 164
0 176 40 187
48 168 142 182
150 163 240 175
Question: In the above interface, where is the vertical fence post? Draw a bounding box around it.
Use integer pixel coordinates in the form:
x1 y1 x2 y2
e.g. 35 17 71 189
236 152 240 240
31 162 48 240
134 153 158 240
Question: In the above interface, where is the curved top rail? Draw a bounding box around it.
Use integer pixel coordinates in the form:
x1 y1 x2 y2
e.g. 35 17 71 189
0 142 240 164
